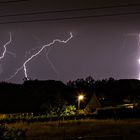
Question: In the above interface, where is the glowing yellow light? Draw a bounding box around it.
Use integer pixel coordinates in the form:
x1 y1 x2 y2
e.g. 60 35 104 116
78 95 84 100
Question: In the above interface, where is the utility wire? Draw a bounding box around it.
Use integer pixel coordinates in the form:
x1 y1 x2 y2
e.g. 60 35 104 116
0 0 29 4
0 10 140 24
0 3 140 18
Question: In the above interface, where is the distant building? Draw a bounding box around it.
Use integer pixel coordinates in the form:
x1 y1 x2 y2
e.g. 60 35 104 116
85 94 101 113
85 93 136 114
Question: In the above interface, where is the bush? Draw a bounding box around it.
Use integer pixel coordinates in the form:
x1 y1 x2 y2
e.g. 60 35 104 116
0 124 26 140
61 105 76 117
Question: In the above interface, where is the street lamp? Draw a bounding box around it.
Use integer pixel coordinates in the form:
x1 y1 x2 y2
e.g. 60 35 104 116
78 95 84 110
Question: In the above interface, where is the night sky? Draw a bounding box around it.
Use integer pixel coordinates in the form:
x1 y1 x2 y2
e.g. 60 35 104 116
0 0 140 83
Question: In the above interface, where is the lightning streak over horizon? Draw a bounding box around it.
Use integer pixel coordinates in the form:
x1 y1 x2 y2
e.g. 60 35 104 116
7 51 16 57
32 34 59 79
45 47 59 80
137 34 140 80
7 32 73 81
0 32 12 60
123 33 140 80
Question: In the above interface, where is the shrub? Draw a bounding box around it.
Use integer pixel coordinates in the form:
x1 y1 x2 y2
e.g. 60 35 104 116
0 124 26 140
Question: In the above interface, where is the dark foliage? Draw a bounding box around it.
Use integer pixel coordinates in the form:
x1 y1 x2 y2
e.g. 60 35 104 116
0 124 26 140
0 77 140 113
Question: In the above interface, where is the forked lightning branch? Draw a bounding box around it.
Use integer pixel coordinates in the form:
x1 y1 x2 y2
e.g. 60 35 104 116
0 32 73 81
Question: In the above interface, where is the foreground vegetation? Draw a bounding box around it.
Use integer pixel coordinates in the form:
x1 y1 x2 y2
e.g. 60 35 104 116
0 124 26 140
5 119 140 140
1 77 140 139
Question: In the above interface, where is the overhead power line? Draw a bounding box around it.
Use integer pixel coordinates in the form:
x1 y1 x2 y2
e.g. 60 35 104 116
0 3 140 18
0 10 140 24
0 0 29 4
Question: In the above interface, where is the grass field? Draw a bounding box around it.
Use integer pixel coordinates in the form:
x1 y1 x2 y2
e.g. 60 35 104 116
6 119 140 140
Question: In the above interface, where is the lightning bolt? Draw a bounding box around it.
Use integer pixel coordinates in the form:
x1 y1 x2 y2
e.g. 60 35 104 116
137 34 140 80
6 32 73 81
7 51 16 57
32 34 59 79
0 32 12 60
123 33 140 80
44 47 59 80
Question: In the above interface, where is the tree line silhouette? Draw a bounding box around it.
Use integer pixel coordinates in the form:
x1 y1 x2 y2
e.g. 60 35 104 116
0 77 140 113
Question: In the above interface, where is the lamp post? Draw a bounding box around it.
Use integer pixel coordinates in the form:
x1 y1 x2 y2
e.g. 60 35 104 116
78 95 84 110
